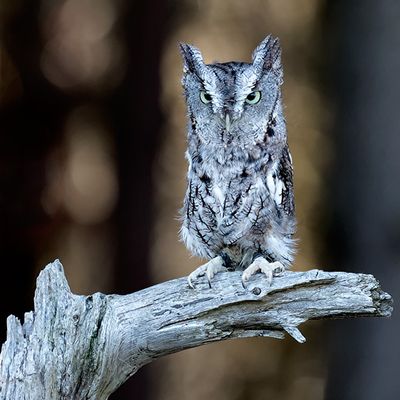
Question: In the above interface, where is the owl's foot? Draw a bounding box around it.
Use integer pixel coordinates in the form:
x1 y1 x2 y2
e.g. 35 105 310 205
241 258 284 288
188 256 225 289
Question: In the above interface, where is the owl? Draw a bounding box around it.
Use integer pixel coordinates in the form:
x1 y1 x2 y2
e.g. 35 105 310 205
179 36 296 288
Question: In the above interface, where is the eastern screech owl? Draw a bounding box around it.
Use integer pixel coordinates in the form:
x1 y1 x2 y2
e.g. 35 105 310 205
180 36 296 288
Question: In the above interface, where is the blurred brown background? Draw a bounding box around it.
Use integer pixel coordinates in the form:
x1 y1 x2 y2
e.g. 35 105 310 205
1 1 399 399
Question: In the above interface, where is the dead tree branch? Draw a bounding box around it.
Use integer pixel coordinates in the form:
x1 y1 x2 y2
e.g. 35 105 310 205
0 260 393 399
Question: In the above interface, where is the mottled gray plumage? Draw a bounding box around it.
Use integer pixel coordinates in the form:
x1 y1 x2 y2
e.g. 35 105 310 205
180 36 296 287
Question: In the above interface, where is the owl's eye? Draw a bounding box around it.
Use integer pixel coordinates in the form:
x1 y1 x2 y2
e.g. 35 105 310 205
200 91 212 104
245 91 262 105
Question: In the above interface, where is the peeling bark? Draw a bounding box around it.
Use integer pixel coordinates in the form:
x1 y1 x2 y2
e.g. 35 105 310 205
0 260 393 399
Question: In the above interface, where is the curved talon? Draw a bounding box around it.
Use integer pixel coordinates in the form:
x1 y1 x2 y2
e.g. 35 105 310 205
241 277 248 289
187 256 224 289
206 266 216 288
187 276 196 289
241 258 284 288
206 270 212 288
187 268 206 289
266 271 273 285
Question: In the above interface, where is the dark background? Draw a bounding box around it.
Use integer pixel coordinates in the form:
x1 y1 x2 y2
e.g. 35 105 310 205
1 1 399 399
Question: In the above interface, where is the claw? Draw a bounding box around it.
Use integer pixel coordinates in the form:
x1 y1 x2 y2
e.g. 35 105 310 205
266 270 273 285
206 271 212 288
206 264 218 288
187 276 196 289
187 256 224 289
187 267 206 289
241 258 284 288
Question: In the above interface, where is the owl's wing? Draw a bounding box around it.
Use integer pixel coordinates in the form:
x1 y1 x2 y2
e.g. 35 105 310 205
277 146 295 216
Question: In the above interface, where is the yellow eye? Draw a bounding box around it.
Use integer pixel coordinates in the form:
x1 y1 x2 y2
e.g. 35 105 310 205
245 91 261 104
200 91 212 104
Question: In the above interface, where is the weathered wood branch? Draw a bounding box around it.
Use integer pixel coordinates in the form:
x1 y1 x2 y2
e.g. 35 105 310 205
0 260 393 399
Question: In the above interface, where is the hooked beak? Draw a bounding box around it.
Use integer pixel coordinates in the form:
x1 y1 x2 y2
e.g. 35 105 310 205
225 113 231 132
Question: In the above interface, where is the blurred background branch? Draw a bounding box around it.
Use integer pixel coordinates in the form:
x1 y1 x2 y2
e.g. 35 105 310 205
0 1 398 399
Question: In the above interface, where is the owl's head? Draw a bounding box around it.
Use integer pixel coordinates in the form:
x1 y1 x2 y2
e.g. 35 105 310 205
180 36 286 150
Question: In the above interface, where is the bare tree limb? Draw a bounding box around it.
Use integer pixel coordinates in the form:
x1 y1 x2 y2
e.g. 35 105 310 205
0 260 393 399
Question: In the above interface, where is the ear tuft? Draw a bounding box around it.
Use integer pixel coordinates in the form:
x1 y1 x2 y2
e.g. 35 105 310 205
252 35 282 77
179 43 205 76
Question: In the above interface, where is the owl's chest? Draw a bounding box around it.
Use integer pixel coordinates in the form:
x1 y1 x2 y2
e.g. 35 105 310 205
200 168 263 226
